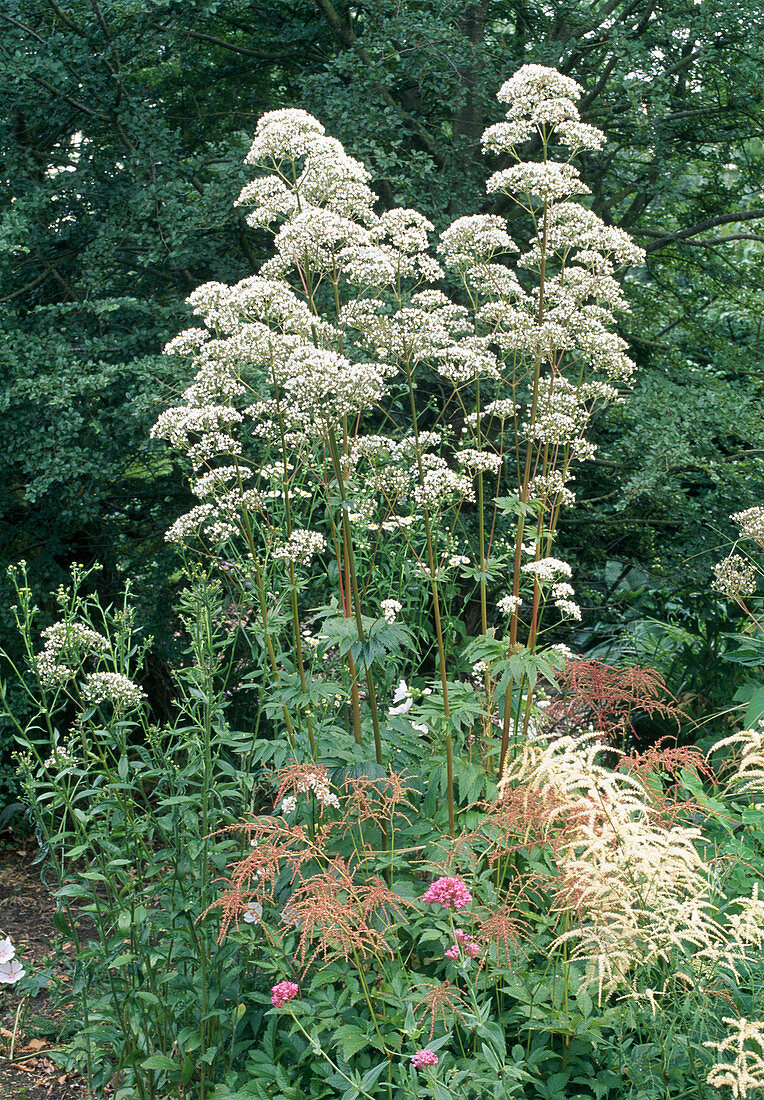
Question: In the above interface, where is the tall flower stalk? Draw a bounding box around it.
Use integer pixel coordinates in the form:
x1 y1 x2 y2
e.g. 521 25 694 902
151 65 643 831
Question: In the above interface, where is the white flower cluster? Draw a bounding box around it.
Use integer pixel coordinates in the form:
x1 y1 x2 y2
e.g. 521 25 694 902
733 506 764 545
487 162 589 203
548 204 645 267
165 503 238 545
411 454 475 508
521 557 573 583
389 679 413 716
438 215 517 268
528 469 576 507
0 938 24 985
555 599 582 621
81 672 146 709
456 448 503 475
483 65 604 155
527 378 589 448
381 599 402 624
34 621 109 687
705 1018 764 1099
272 529 327 565
43 738 78 770
498 595 523 616
713 553 757 599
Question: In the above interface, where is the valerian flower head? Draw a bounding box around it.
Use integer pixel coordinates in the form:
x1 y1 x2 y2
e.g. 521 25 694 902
411 1049 439 1070
381 599 402 624
713 553 757 599
272 530 327 566
732 506 764 546
81 672 146 709
438 215 517 268
422 877 472 910
270 980 300 1007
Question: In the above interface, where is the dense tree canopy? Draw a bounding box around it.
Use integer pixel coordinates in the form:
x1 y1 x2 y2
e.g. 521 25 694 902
1 1 763 753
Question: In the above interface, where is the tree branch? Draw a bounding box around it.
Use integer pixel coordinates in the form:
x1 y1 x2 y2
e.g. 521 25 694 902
171 24 308 60
636 209 764 251
312 0 446 164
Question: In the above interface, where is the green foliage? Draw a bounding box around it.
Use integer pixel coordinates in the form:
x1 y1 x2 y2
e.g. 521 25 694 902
8 567 764 1099
2 0 764 804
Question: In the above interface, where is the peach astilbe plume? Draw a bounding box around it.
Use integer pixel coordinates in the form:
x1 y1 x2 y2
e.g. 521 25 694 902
714 721 764 796
273 760 340 812
282 857 408 968
412 980 468 1041
341 770 415 833
705 1018 764 1098
213 816 324 938
503 733 719 998
555 658 682 741
475 902 530 971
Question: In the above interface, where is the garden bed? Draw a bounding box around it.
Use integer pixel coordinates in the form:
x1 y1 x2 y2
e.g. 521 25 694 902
0 844 88 1100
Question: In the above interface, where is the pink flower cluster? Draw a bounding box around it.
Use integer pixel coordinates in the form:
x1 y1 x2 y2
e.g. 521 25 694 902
422 876 472 910
411 1048 439 1070
445 928 480 960
271 980 299 1007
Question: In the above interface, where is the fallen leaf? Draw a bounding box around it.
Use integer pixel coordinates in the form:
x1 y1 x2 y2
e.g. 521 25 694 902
21 1038 47 1052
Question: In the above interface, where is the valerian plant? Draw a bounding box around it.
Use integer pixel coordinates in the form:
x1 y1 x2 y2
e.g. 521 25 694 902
7 66 764 1100
151 64 645 831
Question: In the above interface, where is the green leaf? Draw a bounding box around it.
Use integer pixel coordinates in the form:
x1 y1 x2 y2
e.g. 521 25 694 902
141 1053 180 1074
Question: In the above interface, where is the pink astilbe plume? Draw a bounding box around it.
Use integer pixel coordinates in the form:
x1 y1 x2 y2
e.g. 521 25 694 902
453 784 570 868
475 903 530 971
341 770 415 832
211 816 324 939
273 760 339 811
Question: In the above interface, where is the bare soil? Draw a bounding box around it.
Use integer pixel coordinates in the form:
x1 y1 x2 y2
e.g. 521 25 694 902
0 844 90 1100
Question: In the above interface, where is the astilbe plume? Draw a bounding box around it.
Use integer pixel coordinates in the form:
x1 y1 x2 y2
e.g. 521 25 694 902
713 722 764 796
340 771 415 834
503 733 722 998
554 658 682 741
453 779 574 868
281 857 407 968
705 1018 764 1099
619 739 716 829
412 979 468 1041
273 760 340 812
212 816 323 939
475 903 530 971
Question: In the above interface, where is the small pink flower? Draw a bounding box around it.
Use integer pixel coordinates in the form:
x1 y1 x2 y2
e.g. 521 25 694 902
454 929 468 942
411 1048 439 1070
465 941 481 958
271 980 299 1007
422 876 472 910
444 944 459 959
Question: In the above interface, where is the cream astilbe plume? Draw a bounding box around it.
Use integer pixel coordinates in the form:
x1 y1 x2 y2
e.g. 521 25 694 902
705 1018 764 1098
502 734 718 998
714 721 764 796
